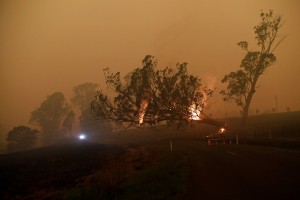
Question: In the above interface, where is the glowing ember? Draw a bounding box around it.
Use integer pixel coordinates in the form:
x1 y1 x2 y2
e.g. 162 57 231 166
218 128 226 134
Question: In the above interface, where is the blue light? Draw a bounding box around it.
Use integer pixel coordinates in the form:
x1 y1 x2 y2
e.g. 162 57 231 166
78 134 86 140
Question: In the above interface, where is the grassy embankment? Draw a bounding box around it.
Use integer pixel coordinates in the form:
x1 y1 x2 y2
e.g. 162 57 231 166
0 140 188 200
65 152 187 200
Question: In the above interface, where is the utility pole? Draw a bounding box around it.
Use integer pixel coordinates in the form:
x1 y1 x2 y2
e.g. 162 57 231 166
275 95 278 112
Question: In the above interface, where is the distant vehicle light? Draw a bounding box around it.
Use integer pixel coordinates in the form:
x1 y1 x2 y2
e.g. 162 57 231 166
78 134 86 140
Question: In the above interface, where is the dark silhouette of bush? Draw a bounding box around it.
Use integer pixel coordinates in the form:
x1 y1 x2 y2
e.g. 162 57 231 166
6 125 38 152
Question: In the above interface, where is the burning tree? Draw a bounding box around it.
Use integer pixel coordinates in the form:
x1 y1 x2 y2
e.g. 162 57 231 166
221 10 285 125
92 55 217 129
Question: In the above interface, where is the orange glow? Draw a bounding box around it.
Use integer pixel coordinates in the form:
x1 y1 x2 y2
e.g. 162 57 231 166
218 128 226 134
189 104 201 120
0 0 299 140
138 99 148 125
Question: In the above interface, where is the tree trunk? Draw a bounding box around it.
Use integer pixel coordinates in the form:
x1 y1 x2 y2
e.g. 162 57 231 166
241 103 250 136
242 90 255 126
242 74 258 126
242 106 249 126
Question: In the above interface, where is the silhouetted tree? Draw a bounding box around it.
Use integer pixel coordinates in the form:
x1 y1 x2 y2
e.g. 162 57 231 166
72 82 111 139
71 82 99 111
6 125 38 152
92 55 216 128
30 92 71 144
62 110 75 137
221 10 285 125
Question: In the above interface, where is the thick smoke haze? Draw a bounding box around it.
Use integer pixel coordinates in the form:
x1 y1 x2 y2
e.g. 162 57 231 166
1 0 300 142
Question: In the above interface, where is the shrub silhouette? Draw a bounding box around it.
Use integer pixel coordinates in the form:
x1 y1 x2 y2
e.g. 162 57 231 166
7 125 38 152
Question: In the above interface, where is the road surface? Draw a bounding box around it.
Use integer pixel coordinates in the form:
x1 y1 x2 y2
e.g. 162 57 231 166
173 140 300 200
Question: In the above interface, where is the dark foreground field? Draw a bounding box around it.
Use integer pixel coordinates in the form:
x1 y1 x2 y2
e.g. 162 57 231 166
1 140 300 200
1 112 300 200
0 142 162 199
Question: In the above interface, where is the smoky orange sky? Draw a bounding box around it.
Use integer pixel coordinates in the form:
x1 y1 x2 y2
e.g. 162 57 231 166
1 0 300 140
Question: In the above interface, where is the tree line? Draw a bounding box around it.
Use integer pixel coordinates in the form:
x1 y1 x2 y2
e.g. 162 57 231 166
6 83 110 152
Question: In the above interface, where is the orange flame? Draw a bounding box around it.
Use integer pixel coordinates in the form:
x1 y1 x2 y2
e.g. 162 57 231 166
138 99 148 125
218 128 226 134
189 104 201 120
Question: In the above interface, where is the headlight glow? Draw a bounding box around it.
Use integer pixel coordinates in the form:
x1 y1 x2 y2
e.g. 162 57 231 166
78 134 86 140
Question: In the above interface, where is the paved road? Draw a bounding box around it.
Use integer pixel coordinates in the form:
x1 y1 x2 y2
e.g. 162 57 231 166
173 141 300 200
